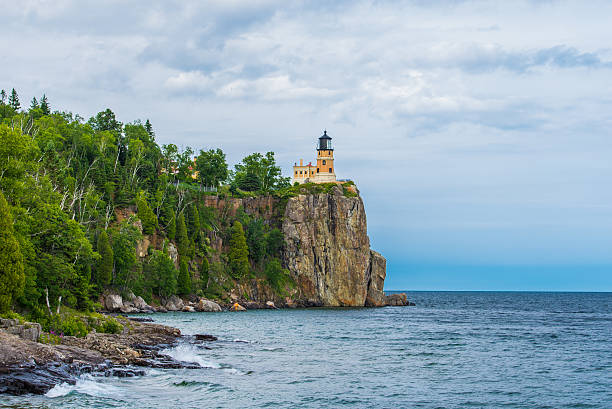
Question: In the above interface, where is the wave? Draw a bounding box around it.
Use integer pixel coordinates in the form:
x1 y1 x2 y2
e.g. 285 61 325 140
161 343 221 369
45 375 119 398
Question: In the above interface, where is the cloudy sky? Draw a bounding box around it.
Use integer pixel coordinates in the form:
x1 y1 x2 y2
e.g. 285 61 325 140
3 0 612 290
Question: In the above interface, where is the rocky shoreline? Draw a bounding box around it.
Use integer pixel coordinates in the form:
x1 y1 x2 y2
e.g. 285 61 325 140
1 293 414 396
102 291 414 315
0 317 195 395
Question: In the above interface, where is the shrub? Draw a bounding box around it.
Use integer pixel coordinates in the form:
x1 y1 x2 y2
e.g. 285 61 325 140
96 317 123 334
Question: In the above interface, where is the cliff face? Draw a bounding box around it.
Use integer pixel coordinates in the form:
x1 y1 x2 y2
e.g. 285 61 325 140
281 186 386 307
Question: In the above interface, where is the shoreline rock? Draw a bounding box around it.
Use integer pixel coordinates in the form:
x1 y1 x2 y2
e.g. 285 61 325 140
0 317 186 396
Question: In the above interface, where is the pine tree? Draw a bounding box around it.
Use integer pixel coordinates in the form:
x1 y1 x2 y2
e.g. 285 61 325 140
166 208 176 240
228 221 250 279
95 229 113 289
200 257 209 290
0 90 6 104
40 94 50 115
175 212 189 257
144 119 154 138
8 88 20 111
30 97 39 111
187 205 200 240
137 192 157 234
0 190 25 312
177 259 191 295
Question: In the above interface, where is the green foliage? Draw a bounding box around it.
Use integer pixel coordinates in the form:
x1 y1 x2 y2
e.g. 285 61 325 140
175 212 189 257
200 257 209 289
233 152 289 193
0 91 302 315
44 314 88 338
95 230 113 289
0 190 25 313
187 204 200 240
146 250 177 298
195 148 228 188
264 258 293 295
177 259 191 295
228 221 250 279
246 218 266 264
266 228 284 257
136 191 157 234
110 220 142 290
9 88 20 111
40 94 50 115
95 316 123 334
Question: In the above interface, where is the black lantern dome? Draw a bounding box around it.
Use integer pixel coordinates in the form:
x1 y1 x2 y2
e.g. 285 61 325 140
317 130 333 151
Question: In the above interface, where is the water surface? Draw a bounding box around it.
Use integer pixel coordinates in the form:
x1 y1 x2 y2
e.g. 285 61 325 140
2 292 611 408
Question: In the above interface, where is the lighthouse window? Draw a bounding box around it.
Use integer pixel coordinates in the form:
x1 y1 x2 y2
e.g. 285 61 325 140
329 168 332 173
322 160 326 165
317 168 320 173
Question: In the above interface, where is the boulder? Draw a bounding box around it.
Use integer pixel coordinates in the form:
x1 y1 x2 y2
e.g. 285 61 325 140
385 293 409 306
0 319 42 343
119 305 138 314
182 306 195 312
196 299 222 312
195 334 218 341
164 295 184 311
132 296 151 311
230 303 246 312
104 294 123 312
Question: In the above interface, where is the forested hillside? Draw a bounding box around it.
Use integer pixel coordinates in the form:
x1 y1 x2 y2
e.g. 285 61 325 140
0 88 296 320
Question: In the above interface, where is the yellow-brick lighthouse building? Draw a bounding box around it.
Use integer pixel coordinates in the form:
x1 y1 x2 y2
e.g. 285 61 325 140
292 130 337 184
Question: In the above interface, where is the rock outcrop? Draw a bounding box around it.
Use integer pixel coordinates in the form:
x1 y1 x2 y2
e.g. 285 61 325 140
282 186 387 307
365 250 387 307
196 299 222 312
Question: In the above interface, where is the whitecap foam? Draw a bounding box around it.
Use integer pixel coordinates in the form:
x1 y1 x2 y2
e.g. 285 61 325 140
45 375 118 398
162 343 221 369
232 338 252 343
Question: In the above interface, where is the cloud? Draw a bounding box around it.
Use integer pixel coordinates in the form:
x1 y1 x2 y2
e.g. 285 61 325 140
4 0 612 281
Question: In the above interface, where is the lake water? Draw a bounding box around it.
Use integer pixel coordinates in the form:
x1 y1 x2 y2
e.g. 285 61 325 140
2 292 611 408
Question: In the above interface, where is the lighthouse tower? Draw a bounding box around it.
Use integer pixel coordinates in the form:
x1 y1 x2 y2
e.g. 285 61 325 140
315 130 336 183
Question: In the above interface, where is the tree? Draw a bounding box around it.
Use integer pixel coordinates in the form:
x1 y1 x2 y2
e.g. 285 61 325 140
187 204 200 240
0 90 6 104
264 258 291 295
111 220 142 290
266 228 284 257
236 171 261 192
164 208 176 240
175 212 189 257
0 191 25 312
147 250 177 298
95 229 113 289
136 192 157 234
200 257 209 289
195 148 228 188
8 88 20 111
246 218 265 263
228 221 249 279
144 119 154 138
233 152 289 192
177 259 191 295
30 97 39 111
40 94 50 115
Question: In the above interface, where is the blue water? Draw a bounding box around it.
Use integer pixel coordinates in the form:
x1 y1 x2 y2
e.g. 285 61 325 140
2 292 611 408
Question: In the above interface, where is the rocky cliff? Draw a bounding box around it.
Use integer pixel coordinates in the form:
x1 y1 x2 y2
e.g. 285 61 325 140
281 185 387 307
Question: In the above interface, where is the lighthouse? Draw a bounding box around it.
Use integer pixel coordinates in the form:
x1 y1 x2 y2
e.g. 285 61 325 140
292 130 337 184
